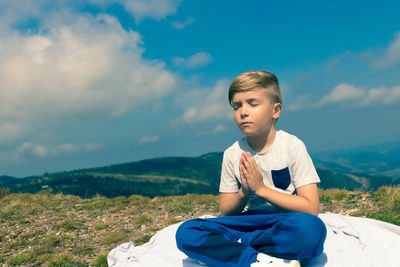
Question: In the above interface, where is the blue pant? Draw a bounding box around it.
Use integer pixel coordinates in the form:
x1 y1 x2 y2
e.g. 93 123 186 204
176 211 327 267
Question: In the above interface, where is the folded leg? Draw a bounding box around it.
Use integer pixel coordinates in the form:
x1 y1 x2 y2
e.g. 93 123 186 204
176 211 326 267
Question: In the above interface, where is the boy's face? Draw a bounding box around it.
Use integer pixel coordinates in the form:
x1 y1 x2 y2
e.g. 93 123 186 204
231 87 281 137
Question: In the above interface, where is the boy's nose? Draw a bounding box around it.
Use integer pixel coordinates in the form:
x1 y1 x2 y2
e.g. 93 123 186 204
240 106 249 118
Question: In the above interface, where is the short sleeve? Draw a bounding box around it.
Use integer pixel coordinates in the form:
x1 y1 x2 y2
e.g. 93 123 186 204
290 139 320 188
219 150 240 193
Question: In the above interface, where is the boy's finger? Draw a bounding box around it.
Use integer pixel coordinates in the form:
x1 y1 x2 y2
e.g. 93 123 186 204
248 154 261 172
240 163 246 178
242 153 257 171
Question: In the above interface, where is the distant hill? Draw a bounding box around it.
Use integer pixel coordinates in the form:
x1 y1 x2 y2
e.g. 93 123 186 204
2 148 399 198
0 175 18 186
3 153 223 198
313 141 400 179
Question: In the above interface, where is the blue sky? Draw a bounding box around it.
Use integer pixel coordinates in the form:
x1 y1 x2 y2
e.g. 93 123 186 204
1 0 400 177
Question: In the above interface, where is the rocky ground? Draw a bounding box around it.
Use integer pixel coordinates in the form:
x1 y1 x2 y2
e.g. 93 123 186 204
0 186 399 266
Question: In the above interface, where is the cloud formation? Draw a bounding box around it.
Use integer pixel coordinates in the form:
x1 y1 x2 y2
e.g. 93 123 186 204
171 16 195 29
372 32 400 68
15 142 103 159
173 52 213 69
0 11 177 146
287 83 400 110
318 83 365 106
139 136 160 144
178 79 232 124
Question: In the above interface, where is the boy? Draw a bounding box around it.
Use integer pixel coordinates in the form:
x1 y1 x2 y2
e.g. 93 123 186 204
176 71 326 267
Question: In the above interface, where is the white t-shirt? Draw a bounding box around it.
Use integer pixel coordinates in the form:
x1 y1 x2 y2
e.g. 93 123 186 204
219 130 320 212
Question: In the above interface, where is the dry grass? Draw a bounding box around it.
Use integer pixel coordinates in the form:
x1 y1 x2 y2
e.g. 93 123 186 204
1 186 399 266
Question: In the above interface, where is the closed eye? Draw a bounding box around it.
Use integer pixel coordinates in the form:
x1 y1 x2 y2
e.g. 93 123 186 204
232 102 241 110
248 99 260 107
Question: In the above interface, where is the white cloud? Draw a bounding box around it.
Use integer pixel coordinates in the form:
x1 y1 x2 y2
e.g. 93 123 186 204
372 32 400 68
87 0 182 21
53 144 80 154
14 142 104 159
213 125 227 133
179 79 232 124
52 143 103 155
360 86 400 106
196 125 227 136
317 83 365 106
16 142 48 158
288 83 400 110
0 12 177 145
0 0 182 26
171 16 195 29
173 52 212 69
139 136 160 144
118 0 182 21
85 143 104 150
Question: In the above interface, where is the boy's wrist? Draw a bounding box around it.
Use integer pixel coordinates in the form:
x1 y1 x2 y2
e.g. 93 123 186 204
255 184 268 197
238 188 250 200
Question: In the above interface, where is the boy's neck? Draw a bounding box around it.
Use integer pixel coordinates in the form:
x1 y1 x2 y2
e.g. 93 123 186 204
246 127 277 153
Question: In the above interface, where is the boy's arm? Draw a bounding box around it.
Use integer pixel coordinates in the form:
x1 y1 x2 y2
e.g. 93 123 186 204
219 190 250 216
240 152 320 215
219 149 252 216
255 183 319 215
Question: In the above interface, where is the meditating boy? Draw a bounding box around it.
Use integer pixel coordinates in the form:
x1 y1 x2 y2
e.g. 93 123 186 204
176 70 327 267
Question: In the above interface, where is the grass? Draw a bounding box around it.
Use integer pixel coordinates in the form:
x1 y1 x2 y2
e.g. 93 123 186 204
319 186 400 223
0 187 399 265
8 253 32 265
367 186 400 225
134 214 152 224
102 230 131 245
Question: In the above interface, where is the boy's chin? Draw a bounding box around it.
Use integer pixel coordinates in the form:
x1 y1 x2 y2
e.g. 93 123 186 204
240 130 258 137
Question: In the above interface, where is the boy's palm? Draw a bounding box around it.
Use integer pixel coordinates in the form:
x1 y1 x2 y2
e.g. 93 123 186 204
240 152 264 194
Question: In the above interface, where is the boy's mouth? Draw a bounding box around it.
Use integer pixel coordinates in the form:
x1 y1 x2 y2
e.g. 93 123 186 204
240 122 252 126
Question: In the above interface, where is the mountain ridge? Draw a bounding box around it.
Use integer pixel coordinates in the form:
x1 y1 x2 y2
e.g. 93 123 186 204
1 147 399 198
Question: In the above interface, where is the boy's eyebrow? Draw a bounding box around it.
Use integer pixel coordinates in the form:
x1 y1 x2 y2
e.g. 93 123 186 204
232 98 261 104
247 98 261 102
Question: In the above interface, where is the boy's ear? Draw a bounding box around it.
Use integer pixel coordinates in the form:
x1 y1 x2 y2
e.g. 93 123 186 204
273 103 281 119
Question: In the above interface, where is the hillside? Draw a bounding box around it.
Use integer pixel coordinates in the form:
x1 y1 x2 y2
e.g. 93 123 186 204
314 141 400 178
0 176 18 186
1 153 223 198
2 151 399 198
1 187 399 266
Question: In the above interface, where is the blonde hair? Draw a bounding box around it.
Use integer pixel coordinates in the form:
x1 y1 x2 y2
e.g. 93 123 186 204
228 70 282 106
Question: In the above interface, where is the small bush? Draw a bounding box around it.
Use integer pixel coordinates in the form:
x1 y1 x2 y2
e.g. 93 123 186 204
319 189 349 202
18 219 30 224
166 201 193 213
134 235 151 245
8 253 32 265
93 253 108 267
9 240 29 249
79 197 111 211
39 235 60 246
60 219 81 230
48 254 82 266
95 223 109 230
166 217 180 225
134 214 152 224
102 230 130 244
368 186 400 225
0 210 15 220
0 188 10 199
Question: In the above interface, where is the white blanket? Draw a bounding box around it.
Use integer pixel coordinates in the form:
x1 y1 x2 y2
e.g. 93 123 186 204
108 214 400 267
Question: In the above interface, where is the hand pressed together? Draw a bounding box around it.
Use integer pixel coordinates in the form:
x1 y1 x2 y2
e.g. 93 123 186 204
239 152 265 194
